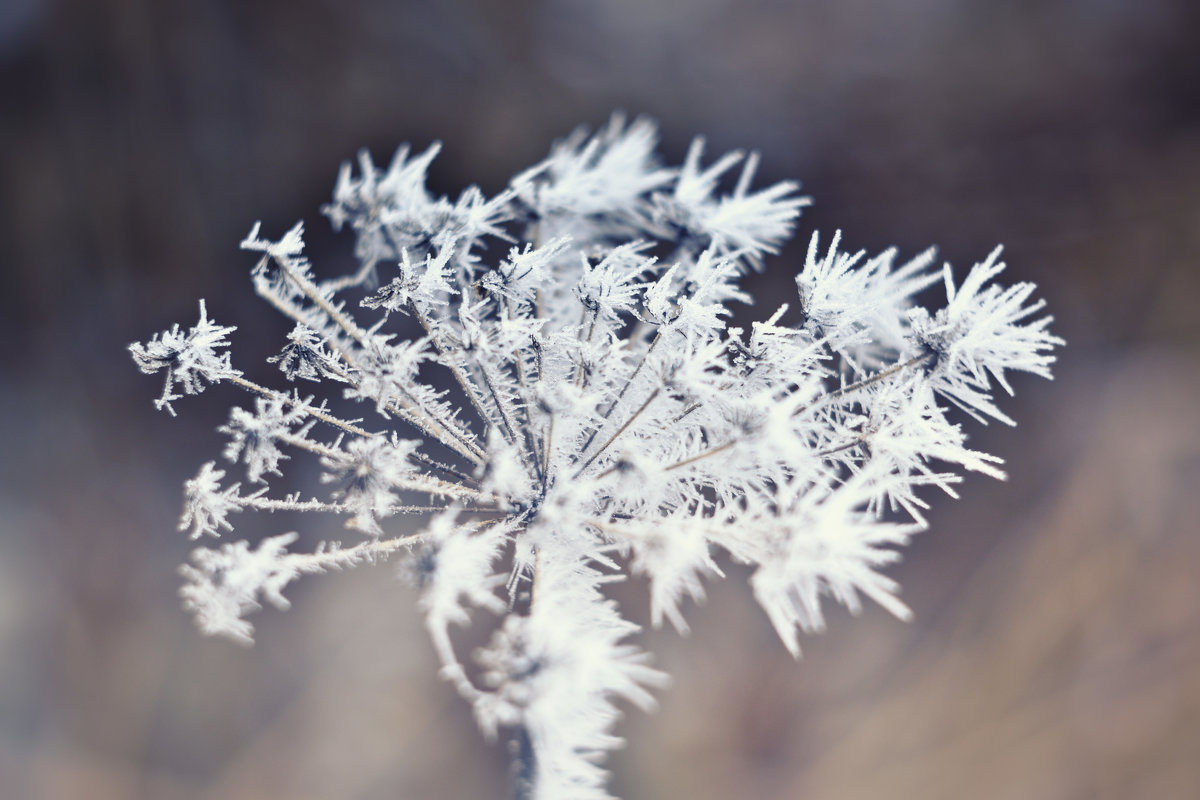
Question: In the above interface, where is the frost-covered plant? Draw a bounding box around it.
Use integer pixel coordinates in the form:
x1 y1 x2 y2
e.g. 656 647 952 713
131 114 1062 800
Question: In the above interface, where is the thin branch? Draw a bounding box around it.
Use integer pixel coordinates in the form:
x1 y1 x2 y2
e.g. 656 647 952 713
240 494 480 516
663 439 737 473
274 433 496 504
817 439 866 459
793 352 933 417
574 331 664 460
251 263 486 463
408 450 480 487
573 388 660 478
409 302 513 454
671 401 701 424
272 253 370 347
228 376 373 438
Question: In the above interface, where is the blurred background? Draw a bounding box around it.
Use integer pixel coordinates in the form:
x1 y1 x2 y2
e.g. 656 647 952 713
2 1 1198 798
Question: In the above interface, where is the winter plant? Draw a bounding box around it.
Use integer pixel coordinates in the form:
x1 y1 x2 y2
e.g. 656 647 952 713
130 114 1062 799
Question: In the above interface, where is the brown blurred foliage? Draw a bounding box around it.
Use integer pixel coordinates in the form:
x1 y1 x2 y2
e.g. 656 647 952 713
1 1 1197 798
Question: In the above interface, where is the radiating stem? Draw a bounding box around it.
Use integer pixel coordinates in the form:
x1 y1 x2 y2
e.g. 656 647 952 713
793 352 933 416
671 402 701 424
228 375 373 438
663 439 736 472
275 433 495 503
272 253 369 347
252 257 486 463
408 450 480 487
575 332 663 460
574 388 660 478
241 495 474 516
410 302 501 444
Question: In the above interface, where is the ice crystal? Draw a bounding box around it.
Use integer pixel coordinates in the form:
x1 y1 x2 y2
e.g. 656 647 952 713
131 113 1061 800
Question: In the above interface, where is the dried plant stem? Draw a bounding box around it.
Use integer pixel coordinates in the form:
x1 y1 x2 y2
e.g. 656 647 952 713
574 387 661 478
227 375 372 437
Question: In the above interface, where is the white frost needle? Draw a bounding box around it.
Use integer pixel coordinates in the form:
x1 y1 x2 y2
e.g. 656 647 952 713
132 113 1062 800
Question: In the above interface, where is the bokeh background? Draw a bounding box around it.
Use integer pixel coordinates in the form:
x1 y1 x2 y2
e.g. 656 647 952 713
2 1 1199 798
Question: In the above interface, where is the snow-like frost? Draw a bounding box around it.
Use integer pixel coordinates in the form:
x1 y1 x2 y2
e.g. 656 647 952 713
131 114 1062 800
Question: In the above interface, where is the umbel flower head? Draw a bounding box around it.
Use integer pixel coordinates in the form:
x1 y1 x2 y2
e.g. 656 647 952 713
131 113 1061 800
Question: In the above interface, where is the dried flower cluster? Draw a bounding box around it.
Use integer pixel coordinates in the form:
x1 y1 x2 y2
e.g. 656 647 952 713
131 114 1061 800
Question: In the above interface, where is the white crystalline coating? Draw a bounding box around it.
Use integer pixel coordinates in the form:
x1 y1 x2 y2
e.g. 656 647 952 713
129 300 240 415
179 533 302 644
906 248 1061 425
219 396 309 483
512 114 674 237
656 137 811 263
132 114 1062 800
320 435 422 535
179 462 241 539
